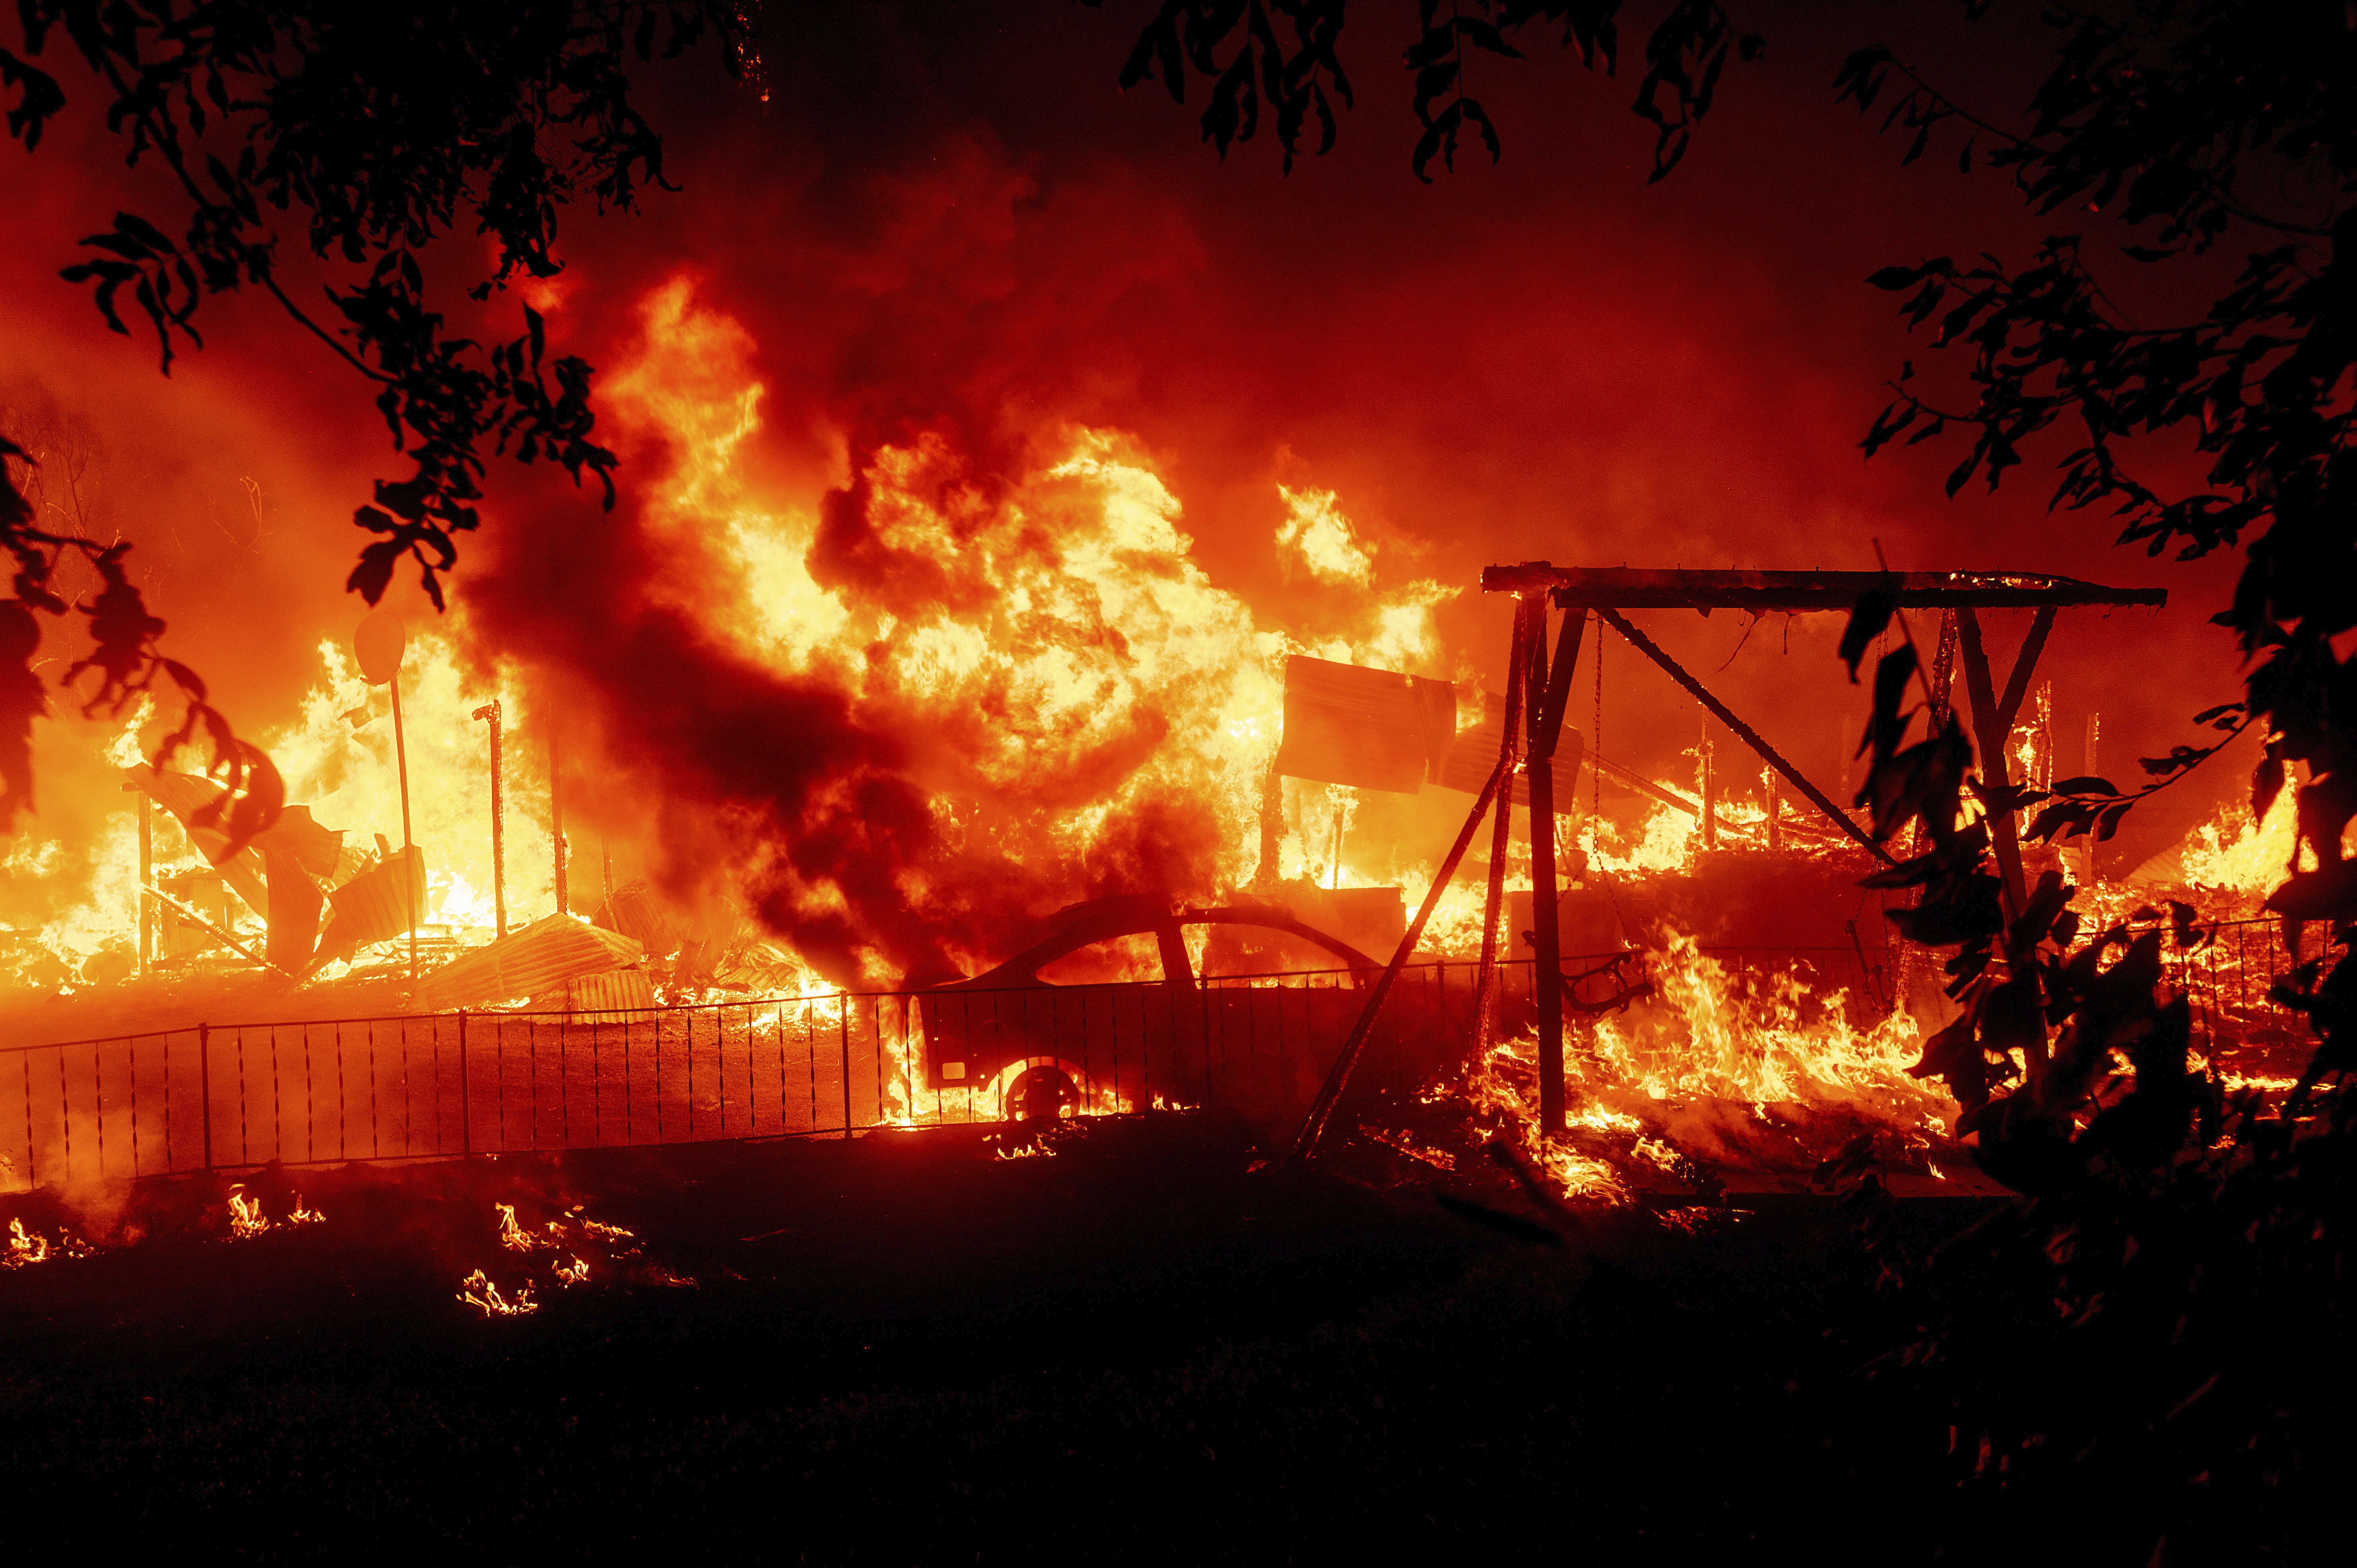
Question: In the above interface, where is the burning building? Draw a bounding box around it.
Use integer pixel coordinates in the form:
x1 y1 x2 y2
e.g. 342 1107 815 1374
2 421 2305 1207
0 17 2310 1207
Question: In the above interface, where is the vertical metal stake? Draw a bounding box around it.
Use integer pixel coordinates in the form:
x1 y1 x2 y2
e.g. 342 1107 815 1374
458 1010 471 1155
473 700 507 937
135 789 152 971
197 1022 213 1170
838 1003 853 1136
390 673 418 982
550 728 569 918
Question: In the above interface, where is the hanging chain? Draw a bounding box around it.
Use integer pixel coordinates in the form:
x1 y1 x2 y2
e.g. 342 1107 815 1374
1590 612 1629 947
1592 616 1604 821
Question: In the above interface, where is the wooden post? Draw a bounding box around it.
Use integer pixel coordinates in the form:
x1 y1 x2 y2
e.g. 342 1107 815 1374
1474 614 1529 1056
2036 682 2054 793
1764 767 1780 850
1928 609 1958 730
1953 606 2054 921
1524 597 1586 1137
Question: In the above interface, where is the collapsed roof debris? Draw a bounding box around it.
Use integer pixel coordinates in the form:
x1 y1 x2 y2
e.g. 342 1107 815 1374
413 912 647 1014
305 836 430 975
121 764 345 973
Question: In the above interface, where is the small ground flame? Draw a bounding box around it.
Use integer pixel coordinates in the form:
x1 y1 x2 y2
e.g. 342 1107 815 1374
458 1269 540 1317
3 1215 90 1267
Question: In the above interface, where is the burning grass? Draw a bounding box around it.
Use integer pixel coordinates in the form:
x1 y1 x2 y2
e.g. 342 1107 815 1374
1334 930 1965 1207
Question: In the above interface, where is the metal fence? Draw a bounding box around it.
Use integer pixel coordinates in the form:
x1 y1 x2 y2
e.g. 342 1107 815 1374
1 961 1524 1195
0 922 2317 1195
2159 916 2318 1059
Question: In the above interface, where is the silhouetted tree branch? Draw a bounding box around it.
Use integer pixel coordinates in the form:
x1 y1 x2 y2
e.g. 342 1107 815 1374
0 1 752 840
1087 0 1761 181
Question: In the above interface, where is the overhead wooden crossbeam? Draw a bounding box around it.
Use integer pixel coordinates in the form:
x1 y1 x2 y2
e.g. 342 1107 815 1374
1481 565 2168 612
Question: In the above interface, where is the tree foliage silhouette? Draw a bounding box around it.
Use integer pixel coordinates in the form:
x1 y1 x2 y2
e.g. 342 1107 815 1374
0 1 750 842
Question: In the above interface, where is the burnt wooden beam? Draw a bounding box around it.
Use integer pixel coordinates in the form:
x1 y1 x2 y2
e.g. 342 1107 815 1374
144 882 269 969
1288 726 1515 1167
1474 609 1529 1060
1481 563 2167 611
1523 602 1582 1134
1533 607 1585 760
1592 751 1703 819
1993 604 2058 738
1594 609 1896 865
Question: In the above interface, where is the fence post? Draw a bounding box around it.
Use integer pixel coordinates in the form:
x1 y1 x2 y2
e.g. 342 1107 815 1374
458 1011 471 1155
197 1023 213 1170
839 1001 854 1135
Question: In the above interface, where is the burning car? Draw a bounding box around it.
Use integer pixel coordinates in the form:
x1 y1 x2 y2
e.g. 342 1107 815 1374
910 893 1482 1127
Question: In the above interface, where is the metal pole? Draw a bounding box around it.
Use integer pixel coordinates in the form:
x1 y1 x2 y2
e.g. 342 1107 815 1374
390 672 417 981
458 1011 471 1155
197 1022 213 1169
134 788 152 970
839 1003 852 1136
550 726 569 918
473 701 507 937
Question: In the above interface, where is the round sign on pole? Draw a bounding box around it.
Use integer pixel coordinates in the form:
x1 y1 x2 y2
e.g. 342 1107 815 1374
355 609 407 687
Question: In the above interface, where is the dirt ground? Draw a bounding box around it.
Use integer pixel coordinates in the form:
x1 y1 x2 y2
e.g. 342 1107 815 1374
0 1113 2024 1559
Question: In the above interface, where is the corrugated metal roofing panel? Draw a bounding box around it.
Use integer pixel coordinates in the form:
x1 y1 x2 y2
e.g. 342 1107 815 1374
415 913 644 1012
1433 692 1581 805
1273 656 1456 794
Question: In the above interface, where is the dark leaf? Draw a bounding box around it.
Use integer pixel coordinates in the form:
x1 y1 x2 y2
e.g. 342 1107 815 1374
2264 864 2357 924
1838 588 1896 681
347 537 403 605
2253 753 2285 822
